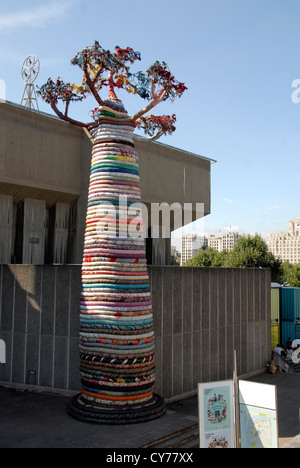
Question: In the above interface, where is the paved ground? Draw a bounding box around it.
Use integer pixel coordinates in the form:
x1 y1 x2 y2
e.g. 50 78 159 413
0 372 300 448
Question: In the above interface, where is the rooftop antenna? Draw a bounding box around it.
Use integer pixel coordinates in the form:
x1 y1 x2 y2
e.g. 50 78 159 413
21 54 40 110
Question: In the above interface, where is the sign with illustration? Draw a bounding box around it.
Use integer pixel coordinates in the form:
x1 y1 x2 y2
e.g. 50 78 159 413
198 380 235 448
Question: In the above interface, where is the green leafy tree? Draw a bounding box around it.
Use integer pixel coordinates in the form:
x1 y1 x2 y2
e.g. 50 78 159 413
287 264 300 287
170 254 180 266
184 247 227 267
281 261 293 285
183 234 283 283
226 234 283 282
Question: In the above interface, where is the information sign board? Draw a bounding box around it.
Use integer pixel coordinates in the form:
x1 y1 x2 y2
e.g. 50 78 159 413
239 380 279 449
198 380 235 448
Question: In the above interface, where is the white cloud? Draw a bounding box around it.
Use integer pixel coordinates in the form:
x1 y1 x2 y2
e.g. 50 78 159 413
0 1 75 31
224 198 238 205
251 205 281 213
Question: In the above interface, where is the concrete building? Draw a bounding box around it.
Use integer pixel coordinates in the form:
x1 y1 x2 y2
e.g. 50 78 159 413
0 100 214 266
220 231 241 251
205 232 241 252
267 218 300 265
204 234 222 252
181 233 205 265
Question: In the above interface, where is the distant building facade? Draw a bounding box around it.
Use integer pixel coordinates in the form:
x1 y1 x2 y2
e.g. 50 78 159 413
171 245 181 265
181 234 205 265
267 218 300 265
205 232 241 252
181 231 242 265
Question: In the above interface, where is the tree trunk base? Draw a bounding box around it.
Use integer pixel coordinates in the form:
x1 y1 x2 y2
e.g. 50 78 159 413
68 392 166 424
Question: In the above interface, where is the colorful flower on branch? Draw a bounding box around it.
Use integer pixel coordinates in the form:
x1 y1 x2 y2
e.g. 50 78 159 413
37 78 84 105
136 114 177 137
127 63 187 103
126 71 151 100
89 107 101 121
147 61 187 101
72 83 85 94
114 46 141 65
71 43 141 91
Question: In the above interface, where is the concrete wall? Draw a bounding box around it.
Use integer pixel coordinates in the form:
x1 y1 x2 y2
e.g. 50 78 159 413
0 265 271 400
0 102 87 203
0 102 91 264
0 264 80 391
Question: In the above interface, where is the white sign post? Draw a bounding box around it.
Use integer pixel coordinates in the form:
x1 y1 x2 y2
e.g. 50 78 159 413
239 380 279 448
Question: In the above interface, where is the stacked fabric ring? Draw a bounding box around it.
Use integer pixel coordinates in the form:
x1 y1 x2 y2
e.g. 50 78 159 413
69 98 166 424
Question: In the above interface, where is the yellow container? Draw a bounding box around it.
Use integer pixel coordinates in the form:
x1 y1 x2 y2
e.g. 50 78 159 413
271 322 280 350
271 288 280 322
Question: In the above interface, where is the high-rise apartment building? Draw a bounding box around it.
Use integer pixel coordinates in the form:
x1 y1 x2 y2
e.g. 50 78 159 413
205 234 221 251
181 234 204 265
267 218 300 265
205 232 241 252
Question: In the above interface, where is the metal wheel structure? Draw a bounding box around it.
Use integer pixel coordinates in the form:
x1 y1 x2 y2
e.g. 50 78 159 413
21 54 40 110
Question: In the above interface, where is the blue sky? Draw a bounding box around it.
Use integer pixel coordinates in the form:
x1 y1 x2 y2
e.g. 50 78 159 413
1 0 300 249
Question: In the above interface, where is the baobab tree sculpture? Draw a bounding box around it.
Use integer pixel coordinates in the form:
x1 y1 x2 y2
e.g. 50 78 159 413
38 42 187 424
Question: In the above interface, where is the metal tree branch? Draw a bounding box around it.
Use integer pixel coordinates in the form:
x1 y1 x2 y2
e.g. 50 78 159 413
130 83 167 122
83 60 104 107
50 100 91 128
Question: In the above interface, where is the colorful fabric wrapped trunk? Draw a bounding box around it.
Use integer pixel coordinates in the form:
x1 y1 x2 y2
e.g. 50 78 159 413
69 99 166 424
